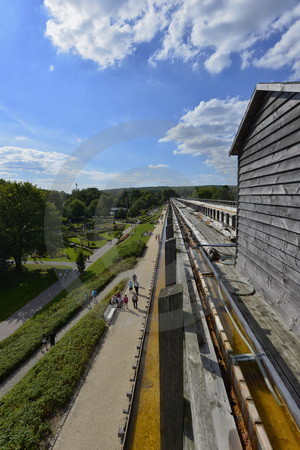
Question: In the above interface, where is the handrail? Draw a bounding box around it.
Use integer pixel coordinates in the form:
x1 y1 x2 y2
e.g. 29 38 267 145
185 198 237 207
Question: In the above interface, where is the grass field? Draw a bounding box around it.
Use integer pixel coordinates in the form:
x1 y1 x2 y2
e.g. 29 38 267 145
32 246 92 262
0 265 69 322
87 216 158 276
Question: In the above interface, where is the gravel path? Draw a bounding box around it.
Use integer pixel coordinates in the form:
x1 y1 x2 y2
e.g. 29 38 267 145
52 220 164 450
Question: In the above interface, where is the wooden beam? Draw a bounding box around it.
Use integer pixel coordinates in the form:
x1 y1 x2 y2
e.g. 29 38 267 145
159 284 183 450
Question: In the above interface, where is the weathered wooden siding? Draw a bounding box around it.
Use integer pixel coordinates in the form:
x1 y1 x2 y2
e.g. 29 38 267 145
237 90 300 337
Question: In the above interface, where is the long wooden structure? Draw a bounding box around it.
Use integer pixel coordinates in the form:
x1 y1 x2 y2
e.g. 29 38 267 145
229 82 300 337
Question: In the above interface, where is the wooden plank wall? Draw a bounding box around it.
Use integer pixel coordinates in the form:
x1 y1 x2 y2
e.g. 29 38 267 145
237 90 300 337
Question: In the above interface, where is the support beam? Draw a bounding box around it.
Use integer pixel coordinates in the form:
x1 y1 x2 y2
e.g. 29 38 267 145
166 223 174 240
159 284 183 450
165 237 176 286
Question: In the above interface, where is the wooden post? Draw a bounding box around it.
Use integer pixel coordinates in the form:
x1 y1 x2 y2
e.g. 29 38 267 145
166 223 173 240
232 214 236 229
159 284 183 450
165 237 176 286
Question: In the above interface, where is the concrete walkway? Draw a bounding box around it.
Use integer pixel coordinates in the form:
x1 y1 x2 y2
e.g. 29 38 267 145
53 221 164 450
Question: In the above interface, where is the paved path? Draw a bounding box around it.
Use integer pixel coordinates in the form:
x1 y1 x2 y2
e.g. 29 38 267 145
0 270 133 399
53 221 164 450
0 234 124 342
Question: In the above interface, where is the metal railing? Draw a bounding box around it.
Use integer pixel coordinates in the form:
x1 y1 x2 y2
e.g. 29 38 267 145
187 198 237 207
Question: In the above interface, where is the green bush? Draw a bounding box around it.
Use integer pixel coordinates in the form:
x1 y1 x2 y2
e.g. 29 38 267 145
0 280 127 449
0 259 136 383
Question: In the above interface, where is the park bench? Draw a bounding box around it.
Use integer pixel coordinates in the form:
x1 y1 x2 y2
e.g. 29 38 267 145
103 305 117 324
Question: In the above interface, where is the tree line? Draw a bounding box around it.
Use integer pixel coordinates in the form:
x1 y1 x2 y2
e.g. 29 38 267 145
0 179 236 271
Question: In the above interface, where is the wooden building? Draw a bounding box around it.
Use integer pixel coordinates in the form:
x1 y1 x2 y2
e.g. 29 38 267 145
229 82 300 337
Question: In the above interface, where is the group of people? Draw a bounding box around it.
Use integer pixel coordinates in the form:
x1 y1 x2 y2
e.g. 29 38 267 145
58 268 76 278
83 289 98 308
41 331 56 352
110 273 140 310
110 292 129 310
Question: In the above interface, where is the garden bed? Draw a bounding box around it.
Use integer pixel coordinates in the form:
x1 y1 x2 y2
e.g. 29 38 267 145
0 259 136 383
0 281 126 449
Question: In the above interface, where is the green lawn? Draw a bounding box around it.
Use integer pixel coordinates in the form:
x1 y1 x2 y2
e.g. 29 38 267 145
98 231 115 240
35 246 91 262
87 216 157 275
0 265 69 322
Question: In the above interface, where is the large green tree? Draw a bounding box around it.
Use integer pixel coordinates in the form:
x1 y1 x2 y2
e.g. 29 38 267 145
0 181 61 271
64 198 86 221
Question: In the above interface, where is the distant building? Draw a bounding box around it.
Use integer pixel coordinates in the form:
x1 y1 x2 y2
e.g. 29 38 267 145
110 207 127 216
229 82 300 336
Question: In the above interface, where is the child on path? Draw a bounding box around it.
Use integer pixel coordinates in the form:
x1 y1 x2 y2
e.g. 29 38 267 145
49 331 56 347
41 334 48 353
134 281 139 295
123 294 129 310
128 280 133 292
132 292 138 309
84 292 89 308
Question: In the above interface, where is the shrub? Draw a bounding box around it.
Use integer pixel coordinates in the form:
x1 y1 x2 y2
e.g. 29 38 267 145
0 259 136 383
0 280 126 449
76 250 86 273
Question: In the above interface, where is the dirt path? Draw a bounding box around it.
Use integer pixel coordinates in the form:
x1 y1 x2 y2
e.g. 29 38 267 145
53 220 164 450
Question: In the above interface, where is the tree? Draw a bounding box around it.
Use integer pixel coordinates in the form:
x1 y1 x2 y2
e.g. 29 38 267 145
95 194 113 217
76 251 86 273
64 199 86 221
44 202 63 257
161 188 178 203
0 181 57 271
195 186 218 199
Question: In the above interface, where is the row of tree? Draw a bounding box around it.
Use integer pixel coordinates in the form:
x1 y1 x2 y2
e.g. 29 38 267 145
0 180 62 271
192 185 237 201
0 179 237 271
46 186 178 221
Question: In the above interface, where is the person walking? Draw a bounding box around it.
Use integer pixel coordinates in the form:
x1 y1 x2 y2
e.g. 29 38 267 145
41 334 48 353
49 331 56 347
132 273 137 283
128 280 133 293
92 289 97 303
123 294 129 310
134 281 139 295
84 292 89 308
132 292 138 309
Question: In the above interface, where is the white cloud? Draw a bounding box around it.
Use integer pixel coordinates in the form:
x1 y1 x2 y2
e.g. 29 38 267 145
49 64 55 71
254 19 300 78
0 146 78 175
160 97 247 178
15 136 29 141
44 0 299 75
0 146 121 191
0 171 19 178
148 164 170 169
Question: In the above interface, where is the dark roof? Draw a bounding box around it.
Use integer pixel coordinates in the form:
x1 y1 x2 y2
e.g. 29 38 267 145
229 82 300 156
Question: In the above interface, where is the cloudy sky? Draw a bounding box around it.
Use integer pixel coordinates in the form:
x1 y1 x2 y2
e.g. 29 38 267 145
0 0 299 191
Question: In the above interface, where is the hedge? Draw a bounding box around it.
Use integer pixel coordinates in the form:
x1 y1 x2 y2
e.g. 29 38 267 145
0 280 127 449
0 258 136 383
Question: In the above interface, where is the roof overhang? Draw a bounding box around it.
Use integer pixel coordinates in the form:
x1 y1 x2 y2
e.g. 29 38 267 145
229 82 300 156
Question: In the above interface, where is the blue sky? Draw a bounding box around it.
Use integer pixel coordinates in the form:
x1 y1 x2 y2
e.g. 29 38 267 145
0 0 299 192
